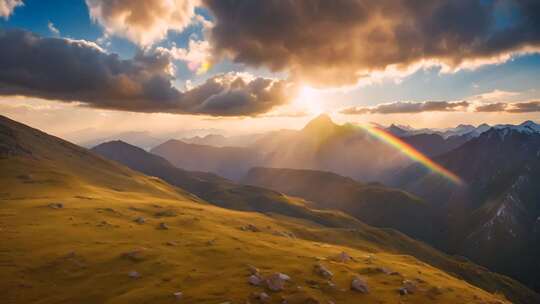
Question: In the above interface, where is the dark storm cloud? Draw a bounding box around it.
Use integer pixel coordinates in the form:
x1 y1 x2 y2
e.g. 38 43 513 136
203 0 540 86
0 29 292 116
475 101 540 113
340 101 470 115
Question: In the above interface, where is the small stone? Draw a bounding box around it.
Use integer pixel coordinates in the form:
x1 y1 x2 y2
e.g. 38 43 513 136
254 292 270 302
173 291 183 300
332 251 352 263
399 280 417 295
158 222 169 230
241 224 260 232
128 270 141 279
249 274 264 286
314 263 333 278
165 241 178 246
121 249 146 261
248 265 260 275
266 273 290 291
350 276 369 293
48 203 64 209
134 217 145 224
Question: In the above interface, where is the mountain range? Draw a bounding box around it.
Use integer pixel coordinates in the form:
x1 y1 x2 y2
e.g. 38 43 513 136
3 114 538 303
394 126 540 291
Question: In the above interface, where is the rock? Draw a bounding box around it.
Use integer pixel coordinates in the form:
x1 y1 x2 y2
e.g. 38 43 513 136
266 273 290 291
369 266 399 275
165 241 178 246
128 270 141 279
248 265 260 275
332 251 352 263
350 276 369 293
121 249 147 261
173 291 183 300
255 292 270 302
398 280 417 295
158 222 169 230
249 274 264 286
314 263 333 278
48 203 64 209
134 217 145 224
241 224 260 232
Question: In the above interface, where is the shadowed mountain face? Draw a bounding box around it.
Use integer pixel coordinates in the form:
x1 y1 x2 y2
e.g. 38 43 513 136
2 115 540 304
401 133 471 157
394 128 540 291
242 167 433 240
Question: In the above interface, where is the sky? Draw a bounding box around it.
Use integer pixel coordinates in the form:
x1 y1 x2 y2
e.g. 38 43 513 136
0 0 539 139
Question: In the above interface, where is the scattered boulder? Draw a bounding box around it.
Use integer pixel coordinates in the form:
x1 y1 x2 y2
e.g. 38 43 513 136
128 270 141 279
332 251 352 263
249 274 264 286
241 224 260 232
314 264 333 278
377 267 398 275
48 203 64 209
165 241 178 246
158 222 169 230
398 280 417 295
134 217 145 224
266 273 290 291
247 265 260 275
173 291 183 300
121 249 147 262
350 276 369 293
253 292 270 302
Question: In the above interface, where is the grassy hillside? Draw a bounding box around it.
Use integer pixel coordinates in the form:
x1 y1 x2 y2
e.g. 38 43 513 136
0 115 537 304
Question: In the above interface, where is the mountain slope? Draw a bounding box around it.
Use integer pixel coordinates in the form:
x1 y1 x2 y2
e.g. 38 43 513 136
394 127 540 292
92 140 365 229
151 139 259 180
401 133 471 157
242 167 433 240
1 115 538 304
92 139 538 304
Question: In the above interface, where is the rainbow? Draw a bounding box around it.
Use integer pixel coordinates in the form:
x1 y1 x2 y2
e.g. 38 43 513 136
360 124 464 185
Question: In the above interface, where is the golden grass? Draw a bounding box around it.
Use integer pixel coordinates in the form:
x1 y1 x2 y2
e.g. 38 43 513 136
0 158 511 304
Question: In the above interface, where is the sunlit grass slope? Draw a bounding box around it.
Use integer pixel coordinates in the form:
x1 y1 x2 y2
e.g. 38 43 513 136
0 115 536 304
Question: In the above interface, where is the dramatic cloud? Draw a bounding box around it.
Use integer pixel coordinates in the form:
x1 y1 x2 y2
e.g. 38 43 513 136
0 29 292 116
86 0 198 46
341 101 470 115
158 39 213 75
203 0 540 87
475 101 540 113
0 0 23 19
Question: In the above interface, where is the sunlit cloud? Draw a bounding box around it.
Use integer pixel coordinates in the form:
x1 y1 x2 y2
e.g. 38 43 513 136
86 0 199 46
341 101 470 115
0 0 23 19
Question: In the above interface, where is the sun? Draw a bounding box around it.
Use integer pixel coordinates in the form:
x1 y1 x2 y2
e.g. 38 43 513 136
293 85 325 115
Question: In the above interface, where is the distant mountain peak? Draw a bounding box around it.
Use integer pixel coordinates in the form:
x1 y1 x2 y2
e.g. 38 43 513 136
302 113 337 131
